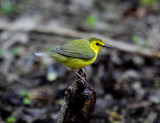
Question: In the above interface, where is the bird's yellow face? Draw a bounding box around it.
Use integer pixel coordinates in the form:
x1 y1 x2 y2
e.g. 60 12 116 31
90 40 104 53
89 37 109 54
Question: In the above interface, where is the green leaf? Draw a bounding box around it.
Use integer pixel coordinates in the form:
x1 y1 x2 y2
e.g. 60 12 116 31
23 98 31 105
132 35 143 45
7 116 16 123
86 14 98 27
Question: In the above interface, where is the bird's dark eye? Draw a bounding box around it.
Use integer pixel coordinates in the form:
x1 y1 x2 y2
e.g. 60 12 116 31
96 42 99 46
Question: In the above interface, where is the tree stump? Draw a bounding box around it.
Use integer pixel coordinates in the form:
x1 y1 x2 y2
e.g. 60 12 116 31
57 69 96 123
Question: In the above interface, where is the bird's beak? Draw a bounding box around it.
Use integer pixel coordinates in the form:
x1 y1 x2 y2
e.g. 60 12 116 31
102 44 110 48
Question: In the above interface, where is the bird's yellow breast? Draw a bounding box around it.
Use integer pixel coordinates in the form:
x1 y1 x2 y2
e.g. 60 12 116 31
63 55 97 69
62 45 99 69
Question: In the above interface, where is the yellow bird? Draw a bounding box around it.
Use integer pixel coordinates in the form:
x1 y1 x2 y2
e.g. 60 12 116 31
35 37 110 78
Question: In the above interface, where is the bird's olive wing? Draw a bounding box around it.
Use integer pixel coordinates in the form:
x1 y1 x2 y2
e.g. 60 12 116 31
53 39 95 60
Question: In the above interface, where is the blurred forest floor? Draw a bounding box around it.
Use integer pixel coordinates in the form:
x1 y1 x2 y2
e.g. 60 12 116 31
0 0 160 123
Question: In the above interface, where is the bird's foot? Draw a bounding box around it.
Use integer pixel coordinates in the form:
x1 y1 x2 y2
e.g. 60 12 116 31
73 70 86 82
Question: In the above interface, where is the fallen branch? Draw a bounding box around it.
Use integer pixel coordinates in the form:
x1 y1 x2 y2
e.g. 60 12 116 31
0 19 160 58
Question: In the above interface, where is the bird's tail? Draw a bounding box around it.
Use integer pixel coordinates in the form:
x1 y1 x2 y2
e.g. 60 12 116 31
35 52 65 63
35 52 52 57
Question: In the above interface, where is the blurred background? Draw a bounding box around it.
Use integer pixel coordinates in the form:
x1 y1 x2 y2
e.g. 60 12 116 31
0 0 160 123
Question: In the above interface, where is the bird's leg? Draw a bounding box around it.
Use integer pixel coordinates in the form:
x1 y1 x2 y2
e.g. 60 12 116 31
82 68 87 78
73 69 86 82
